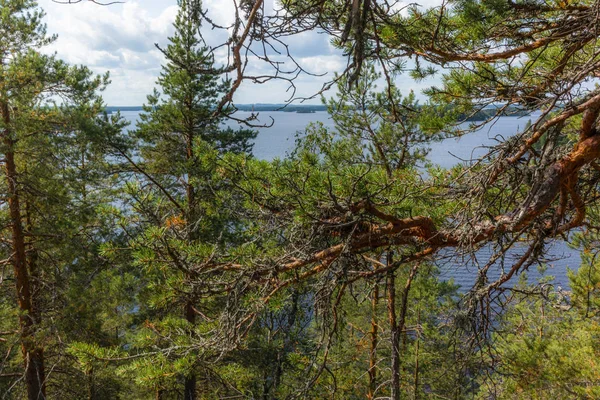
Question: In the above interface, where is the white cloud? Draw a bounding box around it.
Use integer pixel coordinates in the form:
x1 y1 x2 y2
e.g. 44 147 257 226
298 55 345 75
39 0 177 105
202 0 237 27
34 0 441 105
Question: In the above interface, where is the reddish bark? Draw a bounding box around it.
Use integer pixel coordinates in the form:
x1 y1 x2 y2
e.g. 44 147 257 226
1 101 46 399
367 278 379 400
285 133 600 275
386 264 400 400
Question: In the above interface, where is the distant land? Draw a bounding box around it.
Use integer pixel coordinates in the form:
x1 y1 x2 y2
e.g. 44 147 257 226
103 104 328 114
103 104 530 121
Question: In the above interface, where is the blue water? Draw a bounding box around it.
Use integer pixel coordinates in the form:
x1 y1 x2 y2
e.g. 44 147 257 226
119 110 582 291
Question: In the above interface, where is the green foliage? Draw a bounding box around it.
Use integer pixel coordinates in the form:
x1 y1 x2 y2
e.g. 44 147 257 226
96 0 260 396
3 1 600 398
478 284 600 399
298 265 466 399
0 0 132 397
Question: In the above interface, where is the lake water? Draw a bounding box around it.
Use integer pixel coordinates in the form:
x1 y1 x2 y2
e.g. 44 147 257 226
119 110 582 291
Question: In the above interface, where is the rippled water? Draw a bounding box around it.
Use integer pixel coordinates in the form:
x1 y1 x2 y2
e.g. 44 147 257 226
119 110 582 291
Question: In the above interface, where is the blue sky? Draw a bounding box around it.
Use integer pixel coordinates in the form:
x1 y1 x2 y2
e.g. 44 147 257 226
38 0 438 105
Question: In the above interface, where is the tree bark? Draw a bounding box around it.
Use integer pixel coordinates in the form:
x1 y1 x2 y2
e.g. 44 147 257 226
1 100 46 399
183 123 198 400
386 253 400 400
413 307 420 400
87 367 95 400
367 278 379 400
183 300 197 400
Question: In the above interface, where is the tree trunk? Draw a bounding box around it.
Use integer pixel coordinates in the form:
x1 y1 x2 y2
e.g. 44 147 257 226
1 101 46 399
25 198 45 399
397 263 420 400
183 300 197 400
262 367 271 400
183 127 197 400
87 367 95 400
368 279 379 400
413 307 420 400
386 252 400 400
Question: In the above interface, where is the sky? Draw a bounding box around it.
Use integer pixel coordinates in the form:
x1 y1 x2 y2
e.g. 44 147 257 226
37 0 437 106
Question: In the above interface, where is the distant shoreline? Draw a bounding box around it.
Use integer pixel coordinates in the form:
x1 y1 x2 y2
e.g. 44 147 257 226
103 104 328 114
104 104 531 121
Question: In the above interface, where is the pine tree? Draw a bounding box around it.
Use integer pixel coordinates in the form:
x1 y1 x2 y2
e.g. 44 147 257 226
119 0 256 397
0 1 120 397
195 63 457 398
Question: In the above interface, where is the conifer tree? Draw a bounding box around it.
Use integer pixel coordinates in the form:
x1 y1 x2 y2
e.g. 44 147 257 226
0 1 117 398
196 63 455 398
119 0 256 398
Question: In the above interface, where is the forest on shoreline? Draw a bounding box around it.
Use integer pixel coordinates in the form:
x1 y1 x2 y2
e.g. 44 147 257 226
3 0 600 399
104 105 529 121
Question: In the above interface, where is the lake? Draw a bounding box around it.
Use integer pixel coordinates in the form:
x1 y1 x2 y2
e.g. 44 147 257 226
119 110 582 291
